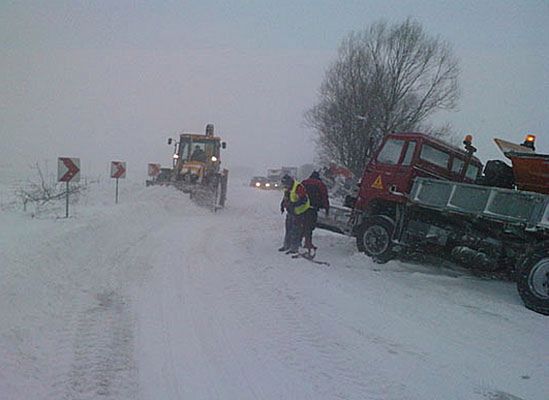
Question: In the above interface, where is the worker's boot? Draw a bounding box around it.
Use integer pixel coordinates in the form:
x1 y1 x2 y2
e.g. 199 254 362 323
304 238 317 258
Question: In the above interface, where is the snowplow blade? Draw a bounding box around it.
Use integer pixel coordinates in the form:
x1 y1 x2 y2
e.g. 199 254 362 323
506 153 549 195
146 168 228 212
189 170 228 212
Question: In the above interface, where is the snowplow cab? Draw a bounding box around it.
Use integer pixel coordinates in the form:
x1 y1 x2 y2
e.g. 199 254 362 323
172 124 226 185
154 124 228 211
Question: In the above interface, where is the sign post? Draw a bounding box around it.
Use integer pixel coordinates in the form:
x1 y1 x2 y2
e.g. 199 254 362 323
58 157 81 218
65 181 69 217
110 161 127 204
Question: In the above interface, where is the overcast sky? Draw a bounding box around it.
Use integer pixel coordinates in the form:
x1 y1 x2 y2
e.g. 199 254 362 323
1 0 548 179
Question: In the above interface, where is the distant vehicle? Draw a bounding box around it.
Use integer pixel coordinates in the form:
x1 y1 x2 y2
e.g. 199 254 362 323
281 166 298 178
266 167 297 189
267 179 281 189
249 176 273 190
267 169 281 181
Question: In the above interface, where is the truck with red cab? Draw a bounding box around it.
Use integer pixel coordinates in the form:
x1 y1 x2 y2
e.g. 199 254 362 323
353 132 481 224
317 132 549 315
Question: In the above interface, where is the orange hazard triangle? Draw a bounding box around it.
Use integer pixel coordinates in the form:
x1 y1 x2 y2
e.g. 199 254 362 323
371 175 384 189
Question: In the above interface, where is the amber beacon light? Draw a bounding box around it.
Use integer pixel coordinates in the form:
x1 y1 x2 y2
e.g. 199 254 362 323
463 134 476 153
522 134 536 151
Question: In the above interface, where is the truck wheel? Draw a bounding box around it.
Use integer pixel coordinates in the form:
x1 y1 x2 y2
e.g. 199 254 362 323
516 246 549 315
356 216 395 264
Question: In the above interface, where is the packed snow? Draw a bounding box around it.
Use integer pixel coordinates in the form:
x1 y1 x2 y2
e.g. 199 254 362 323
0 176 547 400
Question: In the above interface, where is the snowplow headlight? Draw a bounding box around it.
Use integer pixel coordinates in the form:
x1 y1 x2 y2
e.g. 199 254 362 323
265 183 271 187
173 154 179 159
255 182 261 187
211 156 218 162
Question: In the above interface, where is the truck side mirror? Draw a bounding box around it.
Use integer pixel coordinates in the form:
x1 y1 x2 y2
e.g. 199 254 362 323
168 138 172 145
222 142 226 149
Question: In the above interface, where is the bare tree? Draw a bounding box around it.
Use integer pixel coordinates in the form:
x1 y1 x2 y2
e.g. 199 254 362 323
305 18 460 175
15 162 86 214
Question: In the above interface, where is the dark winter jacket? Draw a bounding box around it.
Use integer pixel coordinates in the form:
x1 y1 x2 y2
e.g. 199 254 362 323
301 177 329 211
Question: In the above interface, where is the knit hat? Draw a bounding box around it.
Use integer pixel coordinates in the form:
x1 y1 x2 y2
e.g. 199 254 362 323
281 174 293 186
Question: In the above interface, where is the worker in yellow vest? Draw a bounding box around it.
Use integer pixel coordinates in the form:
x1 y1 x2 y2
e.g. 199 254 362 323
278 175 311 254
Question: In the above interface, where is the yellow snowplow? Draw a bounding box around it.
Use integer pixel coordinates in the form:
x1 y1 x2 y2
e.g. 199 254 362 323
148 124 228 211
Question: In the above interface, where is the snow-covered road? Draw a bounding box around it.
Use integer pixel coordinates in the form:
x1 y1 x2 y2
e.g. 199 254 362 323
1 179 547 400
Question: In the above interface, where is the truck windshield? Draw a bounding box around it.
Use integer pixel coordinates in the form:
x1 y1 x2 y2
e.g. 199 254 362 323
376 139 406 164
452 158 465 174
420 144 450 169
466 164 480 180
452 158 480 180
179 139 217 162
402 141 416 165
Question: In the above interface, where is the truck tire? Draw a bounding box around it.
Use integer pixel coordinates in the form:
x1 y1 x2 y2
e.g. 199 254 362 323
516 244 549 315
356 216 395 264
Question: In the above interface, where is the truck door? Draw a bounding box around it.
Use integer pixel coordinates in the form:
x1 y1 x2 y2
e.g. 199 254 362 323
359 138 416 207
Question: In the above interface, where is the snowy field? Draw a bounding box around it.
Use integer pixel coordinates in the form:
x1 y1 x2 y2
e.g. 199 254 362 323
0 177 547 400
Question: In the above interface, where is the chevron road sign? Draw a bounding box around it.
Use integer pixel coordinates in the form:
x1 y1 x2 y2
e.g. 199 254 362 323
110 161 127 179
110 161 126 204
57 157 80 218
58 157 80 182
148 163 161 177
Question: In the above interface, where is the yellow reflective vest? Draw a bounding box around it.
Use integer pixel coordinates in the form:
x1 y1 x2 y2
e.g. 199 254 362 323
289 180 310 216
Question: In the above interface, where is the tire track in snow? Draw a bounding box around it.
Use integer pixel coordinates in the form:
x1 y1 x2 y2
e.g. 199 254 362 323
222 205 408 400
244 267 386 400
40 198 169 400
137 214 237 399
159 201 377 399
209 201 364 398
62 290 138 400
142 202 310 398
177 216 267 399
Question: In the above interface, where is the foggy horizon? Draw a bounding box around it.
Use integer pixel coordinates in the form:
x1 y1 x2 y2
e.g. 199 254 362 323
1 1 547 180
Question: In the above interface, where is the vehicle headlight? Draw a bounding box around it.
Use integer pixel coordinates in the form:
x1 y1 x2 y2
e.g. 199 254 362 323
255 182 261 187
173 154 179 159
211 156 218 162
265 183 271 187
